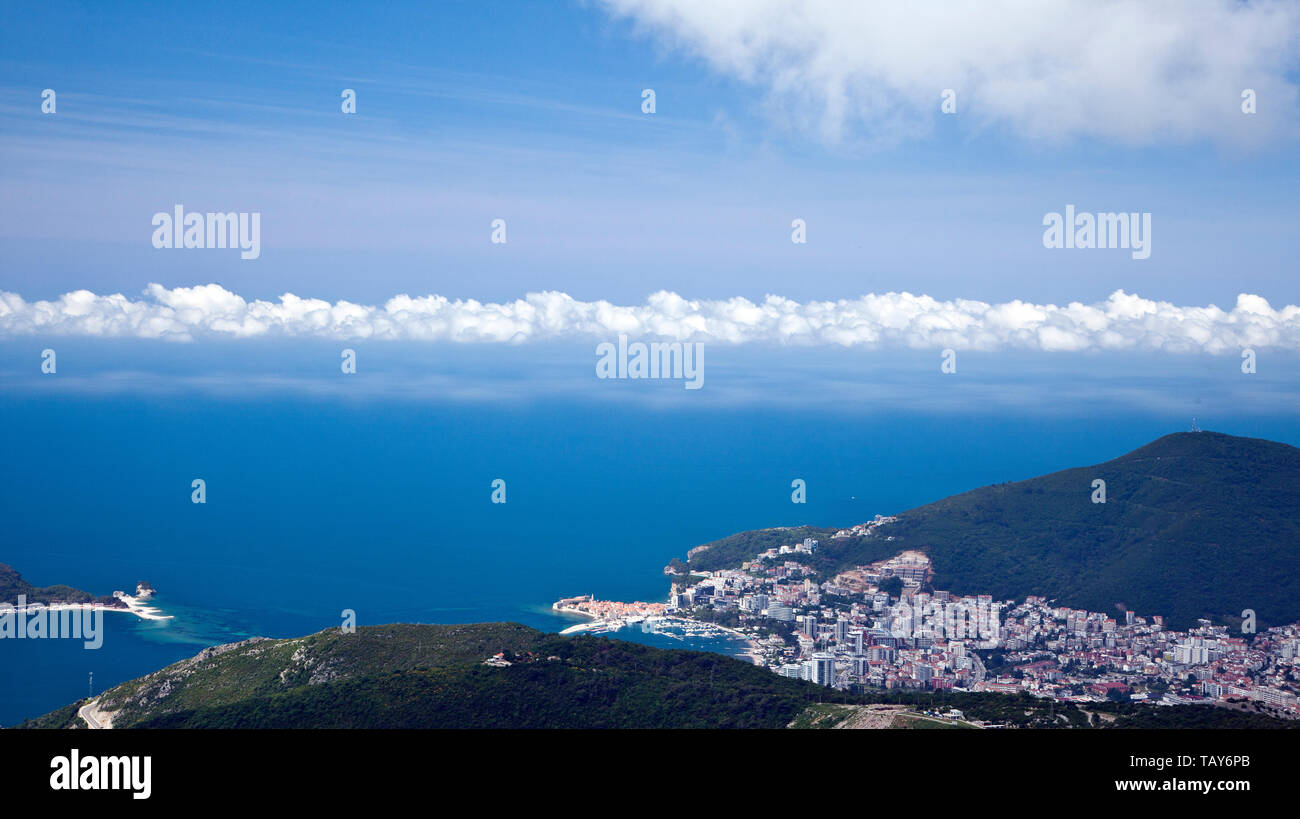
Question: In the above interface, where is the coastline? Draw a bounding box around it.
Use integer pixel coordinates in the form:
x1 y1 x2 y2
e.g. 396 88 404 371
704 621 765 665
111 591 172 621
552 598 764 665
552 604 598 623
8 592 171 622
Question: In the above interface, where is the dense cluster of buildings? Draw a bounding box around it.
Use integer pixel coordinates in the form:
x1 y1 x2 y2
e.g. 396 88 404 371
668 522 1300 717
554 594 666 621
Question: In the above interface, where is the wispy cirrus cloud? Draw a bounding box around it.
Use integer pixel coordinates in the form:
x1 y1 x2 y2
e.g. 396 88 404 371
1 283 1297 353
598 0 1300 146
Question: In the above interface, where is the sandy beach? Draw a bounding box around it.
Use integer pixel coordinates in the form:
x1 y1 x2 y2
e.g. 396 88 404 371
11 591 171 622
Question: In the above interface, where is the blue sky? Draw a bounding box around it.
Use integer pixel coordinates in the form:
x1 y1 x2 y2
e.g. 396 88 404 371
3 0 1298 312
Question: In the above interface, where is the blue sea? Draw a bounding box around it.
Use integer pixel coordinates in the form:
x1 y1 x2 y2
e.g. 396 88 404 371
3 343 1298 725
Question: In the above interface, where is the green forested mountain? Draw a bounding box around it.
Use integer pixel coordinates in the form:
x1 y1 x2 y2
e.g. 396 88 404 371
21 623 818 729
687 432 1300 630
686 526 838 572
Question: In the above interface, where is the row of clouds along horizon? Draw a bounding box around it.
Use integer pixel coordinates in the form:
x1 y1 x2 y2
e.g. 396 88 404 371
1 284 1297 354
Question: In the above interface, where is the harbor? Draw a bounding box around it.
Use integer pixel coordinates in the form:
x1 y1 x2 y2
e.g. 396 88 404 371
552 594 762 662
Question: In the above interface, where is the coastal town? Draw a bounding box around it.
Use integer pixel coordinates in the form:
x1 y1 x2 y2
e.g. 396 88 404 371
558 519 1300 719
552 594 760 653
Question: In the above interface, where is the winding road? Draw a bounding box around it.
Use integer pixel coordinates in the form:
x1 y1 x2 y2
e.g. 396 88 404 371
78 700 106 729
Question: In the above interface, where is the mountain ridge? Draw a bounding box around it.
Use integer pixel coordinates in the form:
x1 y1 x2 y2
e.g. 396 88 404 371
18 623 820 729
19 622 1296 730
686 431 1300 630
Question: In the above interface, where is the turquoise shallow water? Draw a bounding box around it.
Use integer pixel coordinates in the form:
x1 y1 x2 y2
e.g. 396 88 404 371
3 388 1297 725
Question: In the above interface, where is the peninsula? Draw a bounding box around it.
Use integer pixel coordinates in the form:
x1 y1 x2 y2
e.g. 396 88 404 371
0 564 169 621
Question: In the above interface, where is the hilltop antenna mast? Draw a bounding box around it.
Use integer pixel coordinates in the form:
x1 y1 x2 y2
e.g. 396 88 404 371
88 671 93 698
1191 417 1201 433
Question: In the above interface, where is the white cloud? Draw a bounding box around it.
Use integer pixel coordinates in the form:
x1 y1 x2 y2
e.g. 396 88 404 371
1 283 1298 353
598 0 1300 146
